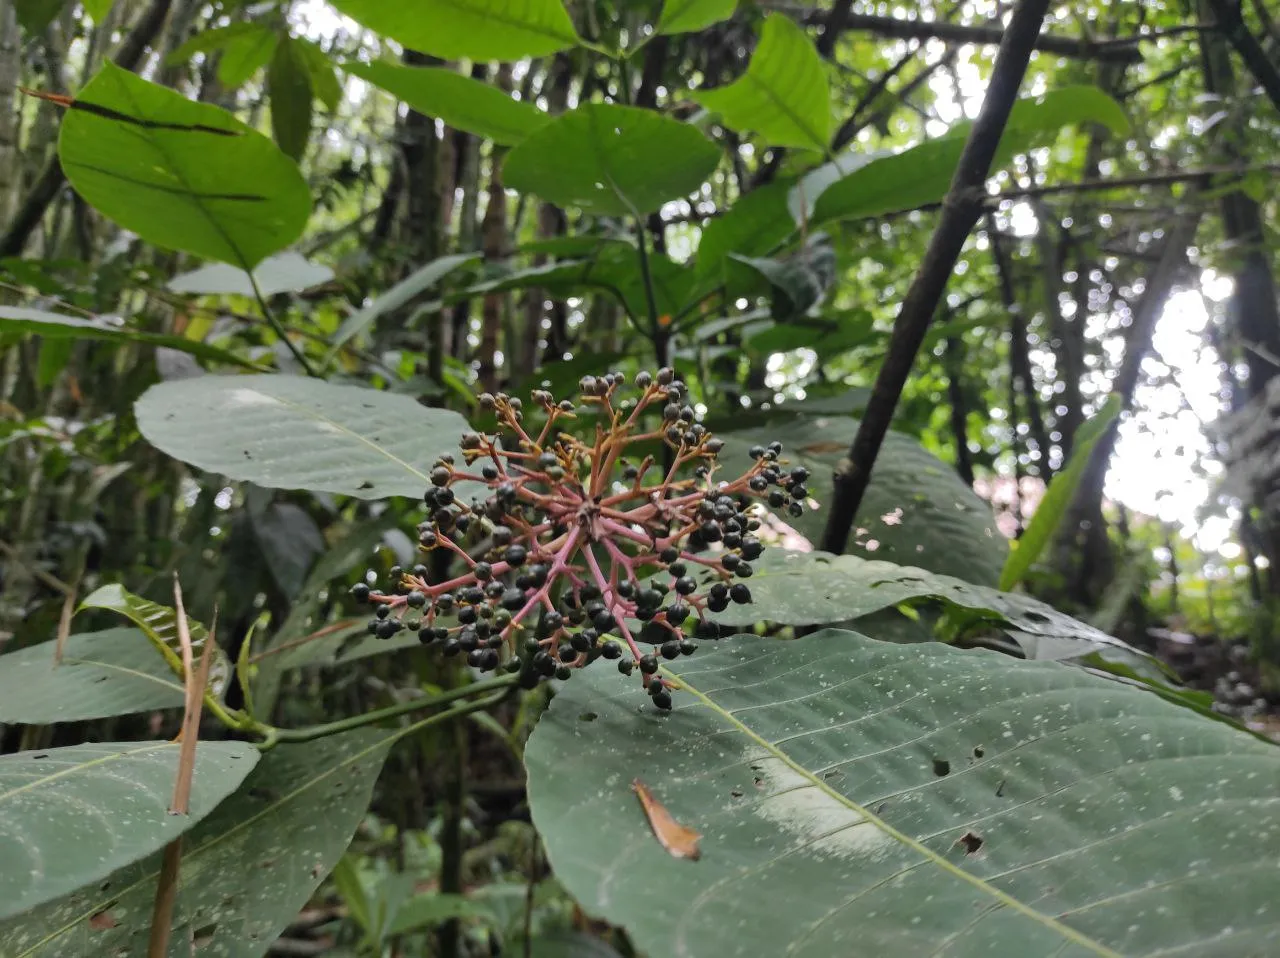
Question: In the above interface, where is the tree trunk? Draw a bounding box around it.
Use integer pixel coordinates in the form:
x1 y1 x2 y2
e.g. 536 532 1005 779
0 3 21 228
477 66 512 393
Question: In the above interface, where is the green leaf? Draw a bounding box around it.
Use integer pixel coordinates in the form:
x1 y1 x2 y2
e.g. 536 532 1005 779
0 306 263 370
250 497 325 599
0 629 185 723
78 584 233 698
693 178 794 288
296 39 342 111
657 0 737 35
0 740 258 921
82 0 113 22
251 515 403 715
166 22 271 66
14 0 63 33
999 394 1122 591
59 63 311 269
714 549 1144 662
267 36 314 162
0 730 390 957
504 103 722 217
344 60 549 147
134 375 470 499
526 630 1280 958
718 415 1007 585
691 15 830 151
35 336 71 388
216 23 280 89
388 892 497 935
526 933 625 958
167 251 334 297
729 233 836 321
326 252 480 361
330 0 581 61
811 86 1128 225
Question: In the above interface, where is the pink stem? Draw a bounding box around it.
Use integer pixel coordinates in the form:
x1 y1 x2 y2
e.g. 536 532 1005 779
582 542 644 662
500 525 583 643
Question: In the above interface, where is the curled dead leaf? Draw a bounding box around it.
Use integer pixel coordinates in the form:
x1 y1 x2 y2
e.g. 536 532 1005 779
633 779 701 861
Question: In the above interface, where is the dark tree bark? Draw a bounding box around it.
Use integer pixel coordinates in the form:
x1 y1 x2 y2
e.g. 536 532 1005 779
944 334 976 486
819 0 1054 556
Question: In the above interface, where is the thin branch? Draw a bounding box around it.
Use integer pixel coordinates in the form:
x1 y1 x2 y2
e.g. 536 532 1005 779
249 272 319 377
0 537 73 595
1204 0 1280 115
790 8 1179 62
819 0 1054 556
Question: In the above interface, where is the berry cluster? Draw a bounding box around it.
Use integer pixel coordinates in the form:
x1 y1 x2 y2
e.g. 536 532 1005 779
351 369 807 710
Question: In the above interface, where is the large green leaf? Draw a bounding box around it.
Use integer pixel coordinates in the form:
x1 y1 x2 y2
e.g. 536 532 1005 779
0 307 262 370
0 629 184 723
657 0 737 35
999 395 1122 591
713 549 1141 662
504 104 722 217
526 630 1280 958
344 60 549 146
691 15 830 151
59 64 311 270
326 252 480 361
718 415 1007 585
0 730 389 957
811 86 1128 225
167 252 334 298
331 0 581 60
0 741 258 922
79 584 233 698
134 375 470 499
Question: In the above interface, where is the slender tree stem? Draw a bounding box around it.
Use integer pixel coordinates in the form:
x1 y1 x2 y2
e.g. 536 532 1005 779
819 0 1054 556
249 273 319 377
261 674 517 748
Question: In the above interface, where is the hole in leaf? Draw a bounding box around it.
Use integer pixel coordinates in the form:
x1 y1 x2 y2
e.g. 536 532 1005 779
932 758 950 776
31 753 48 759
995 778 1007 797
730 788 743 798
193 923 218 945
358 480 374 490
955 831 984 855
822 770 845 782
972 746 985 758
578 711 598 722
753 776 764 788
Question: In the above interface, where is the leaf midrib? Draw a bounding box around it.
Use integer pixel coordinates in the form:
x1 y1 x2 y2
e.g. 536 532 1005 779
675 669 1125 958
740 71 828 153
0 742 171 802
266 388 431 484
